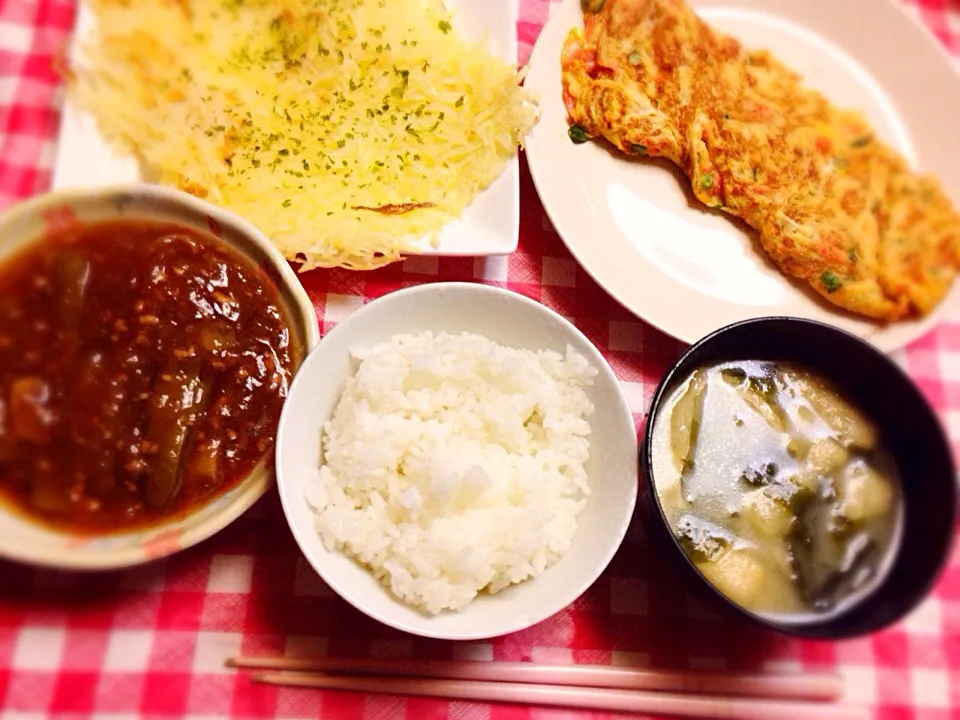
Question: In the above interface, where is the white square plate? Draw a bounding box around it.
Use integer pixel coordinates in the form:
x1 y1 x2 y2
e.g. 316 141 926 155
51 0 522 258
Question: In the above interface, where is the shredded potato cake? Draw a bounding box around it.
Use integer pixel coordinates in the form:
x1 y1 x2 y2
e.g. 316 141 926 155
70 0 539 270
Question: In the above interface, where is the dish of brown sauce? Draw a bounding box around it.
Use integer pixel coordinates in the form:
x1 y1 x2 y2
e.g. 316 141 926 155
0 218 298 533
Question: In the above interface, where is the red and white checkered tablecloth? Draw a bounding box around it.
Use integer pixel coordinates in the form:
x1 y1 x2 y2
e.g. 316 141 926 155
2 1 960 718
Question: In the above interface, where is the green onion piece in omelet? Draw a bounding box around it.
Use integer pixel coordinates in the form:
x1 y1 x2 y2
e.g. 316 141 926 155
568 125 589 144
821 271 843 293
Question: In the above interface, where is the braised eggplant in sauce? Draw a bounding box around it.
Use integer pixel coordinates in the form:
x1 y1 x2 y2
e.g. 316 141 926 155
0 219 298 533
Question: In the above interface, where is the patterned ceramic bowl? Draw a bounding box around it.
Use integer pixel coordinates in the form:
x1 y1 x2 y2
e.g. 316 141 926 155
0 184 319 570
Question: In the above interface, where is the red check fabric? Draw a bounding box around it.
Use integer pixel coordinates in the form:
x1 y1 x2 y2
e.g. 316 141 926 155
2 1 960 718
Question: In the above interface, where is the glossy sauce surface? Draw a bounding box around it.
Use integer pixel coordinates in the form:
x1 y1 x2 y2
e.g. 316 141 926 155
0 219 297 533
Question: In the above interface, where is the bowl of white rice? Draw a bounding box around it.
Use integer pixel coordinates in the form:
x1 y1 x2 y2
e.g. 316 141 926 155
276 282 638 640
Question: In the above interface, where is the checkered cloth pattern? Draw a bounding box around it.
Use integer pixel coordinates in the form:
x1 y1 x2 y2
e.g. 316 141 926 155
2 0 960 718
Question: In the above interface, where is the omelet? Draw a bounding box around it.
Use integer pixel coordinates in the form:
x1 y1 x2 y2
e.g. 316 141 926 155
561 0 960 320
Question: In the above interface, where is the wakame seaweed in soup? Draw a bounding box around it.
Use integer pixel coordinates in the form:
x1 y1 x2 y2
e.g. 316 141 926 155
651 360 901 621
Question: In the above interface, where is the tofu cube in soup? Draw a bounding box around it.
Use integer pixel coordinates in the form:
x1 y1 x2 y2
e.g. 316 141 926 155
699 548 767 608
807 437 849 475
792 373 878 449
741 489 794 538
841 464 894 522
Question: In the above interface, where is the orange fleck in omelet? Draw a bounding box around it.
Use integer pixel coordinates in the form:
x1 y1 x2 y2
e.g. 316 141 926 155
561 0 960 320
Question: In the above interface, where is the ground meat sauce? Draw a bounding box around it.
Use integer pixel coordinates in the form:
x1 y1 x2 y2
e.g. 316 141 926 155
0 218 297 533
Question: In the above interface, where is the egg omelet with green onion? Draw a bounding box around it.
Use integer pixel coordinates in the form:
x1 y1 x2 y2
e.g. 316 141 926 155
561 0 960 320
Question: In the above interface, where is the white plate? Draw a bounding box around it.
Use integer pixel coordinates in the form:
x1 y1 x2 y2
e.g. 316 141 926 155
51 0 522 258
275 283 638 640
524 0 960 352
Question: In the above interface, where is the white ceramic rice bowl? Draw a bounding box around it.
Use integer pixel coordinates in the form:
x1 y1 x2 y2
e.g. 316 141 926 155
276 282 638 640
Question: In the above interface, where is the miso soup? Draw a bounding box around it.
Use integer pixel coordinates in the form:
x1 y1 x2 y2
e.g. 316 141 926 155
651 360 902 621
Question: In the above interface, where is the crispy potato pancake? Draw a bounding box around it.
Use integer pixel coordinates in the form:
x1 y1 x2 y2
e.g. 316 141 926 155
561 0 960 320
71 0 538 271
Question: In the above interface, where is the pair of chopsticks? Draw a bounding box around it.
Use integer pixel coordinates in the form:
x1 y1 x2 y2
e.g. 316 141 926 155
227 656 865 719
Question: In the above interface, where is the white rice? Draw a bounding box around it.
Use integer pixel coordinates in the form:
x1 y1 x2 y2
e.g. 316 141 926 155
304 331 597 615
